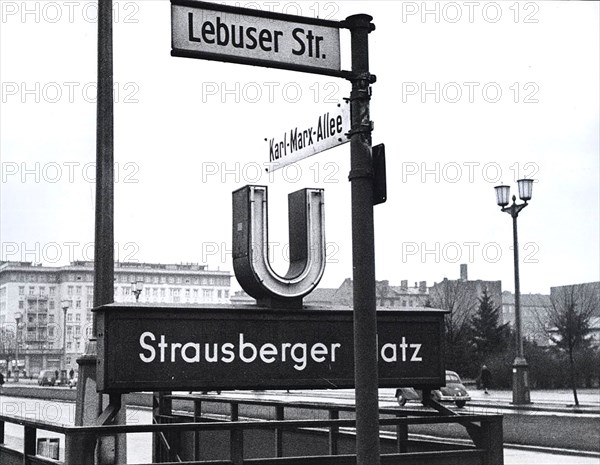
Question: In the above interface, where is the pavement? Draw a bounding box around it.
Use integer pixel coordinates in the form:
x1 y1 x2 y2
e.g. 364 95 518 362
452 387 600 413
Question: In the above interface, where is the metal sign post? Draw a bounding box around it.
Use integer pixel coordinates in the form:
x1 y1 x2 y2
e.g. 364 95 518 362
344 14 379 465
166 4 380 464
172 4 382 464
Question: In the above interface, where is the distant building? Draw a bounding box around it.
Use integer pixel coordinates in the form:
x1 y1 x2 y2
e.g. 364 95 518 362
429 264 502 316
304 278 430 309
229 290 256 305
231 278 430 309
547 282 600 347
501 291 550 344
0 260 231 375
387 280 430 309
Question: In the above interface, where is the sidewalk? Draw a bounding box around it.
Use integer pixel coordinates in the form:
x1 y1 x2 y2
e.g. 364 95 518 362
466 387 600 413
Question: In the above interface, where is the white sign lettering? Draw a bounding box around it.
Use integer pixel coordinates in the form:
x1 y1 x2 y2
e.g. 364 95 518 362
138 332 423 370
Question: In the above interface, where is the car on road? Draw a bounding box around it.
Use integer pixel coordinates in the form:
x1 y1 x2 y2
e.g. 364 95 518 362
396 370 471 408
37 370 57 386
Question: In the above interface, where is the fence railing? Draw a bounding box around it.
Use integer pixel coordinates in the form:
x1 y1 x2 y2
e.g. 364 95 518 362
0 392 503 465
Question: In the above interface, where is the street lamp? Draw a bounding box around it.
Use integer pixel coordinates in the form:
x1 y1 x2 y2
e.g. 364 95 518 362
494 178 534 405
61 300 71 374
131 281 143 303
14 312 22 382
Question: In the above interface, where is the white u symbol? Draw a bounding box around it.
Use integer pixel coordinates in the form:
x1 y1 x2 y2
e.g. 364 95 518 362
232 185 326 307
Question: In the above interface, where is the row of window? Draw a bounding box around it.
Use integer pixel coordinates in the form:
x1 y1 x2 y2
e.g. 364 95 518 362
15 286 230 314
10 273 58 283
18 298 93 311
115 274 229 286
8 272 230 287
17 282 230 298
10 273 93 283
116 286 229 301
19 285 58 296
19 312 90 325
378 299 420 307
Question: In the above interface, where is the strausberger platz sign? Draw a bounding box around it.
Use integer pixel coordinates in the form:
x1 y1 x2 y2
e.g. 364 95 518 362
171 0 343 77
96 304 446 392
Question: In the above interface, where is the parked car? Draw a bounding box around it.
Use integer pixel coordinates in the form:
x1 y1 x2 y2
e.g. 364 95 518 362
37 370 57 386
396 370 471 408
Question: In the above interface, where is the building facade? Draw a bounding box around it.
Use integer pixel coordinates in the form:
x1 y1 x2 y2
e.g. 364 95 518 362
429 265 502 314
501 291 551 345
0 261 231 376
298 278 430 309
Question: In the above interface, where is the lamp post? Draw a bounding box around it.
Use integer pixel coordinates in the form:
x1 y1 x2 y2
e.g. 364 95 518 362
61 300 71 373
131 281 143 303
494 178 534 405
14 312 22 382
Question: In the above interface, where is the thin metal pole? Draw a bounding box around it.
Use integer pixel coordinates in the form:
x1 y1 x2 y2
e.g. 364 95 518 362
512 214 524 359
63 307 67 372
345 13 380 465
93 0 114 316
14 318 20 382
75 1 126 462
506 198 530 405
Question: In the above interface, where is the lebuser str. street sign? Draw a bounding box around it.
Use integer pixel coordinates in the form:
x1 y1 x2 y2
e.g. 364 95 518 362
95 304 446 393
171 0 342 77
265 102 350 171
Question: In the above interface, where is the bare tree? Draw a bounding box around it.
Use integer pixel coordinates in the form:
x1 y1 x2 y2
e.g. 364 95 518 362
541 283 599 406
430 279 479 342
429 279 480 374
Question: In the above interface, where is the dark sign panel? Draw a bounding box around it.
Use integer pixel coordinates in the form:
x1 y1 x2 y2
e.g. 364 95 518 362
96 304 445 392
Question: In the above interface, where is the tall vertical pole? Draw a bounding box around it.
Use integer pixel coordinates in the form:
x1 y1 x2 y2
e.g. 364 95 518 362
511 208 530 404
14 315 20 382
62 306 68 372
75 0 127 461
93 0 115 323
512 215 523 359
345 14 380 465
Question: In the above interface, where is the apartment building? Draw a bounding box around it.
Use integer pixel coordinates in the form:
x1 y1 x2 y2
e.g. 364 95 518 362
0 260 231 375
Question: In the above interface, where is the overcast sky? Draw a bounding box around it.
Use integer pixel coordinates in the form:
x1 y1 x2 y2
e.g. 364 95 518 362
1 1 598 296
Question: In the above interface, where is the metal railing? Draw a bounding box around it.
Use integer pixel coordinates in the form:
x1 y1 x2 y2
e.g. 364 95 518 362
0 393 503 465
